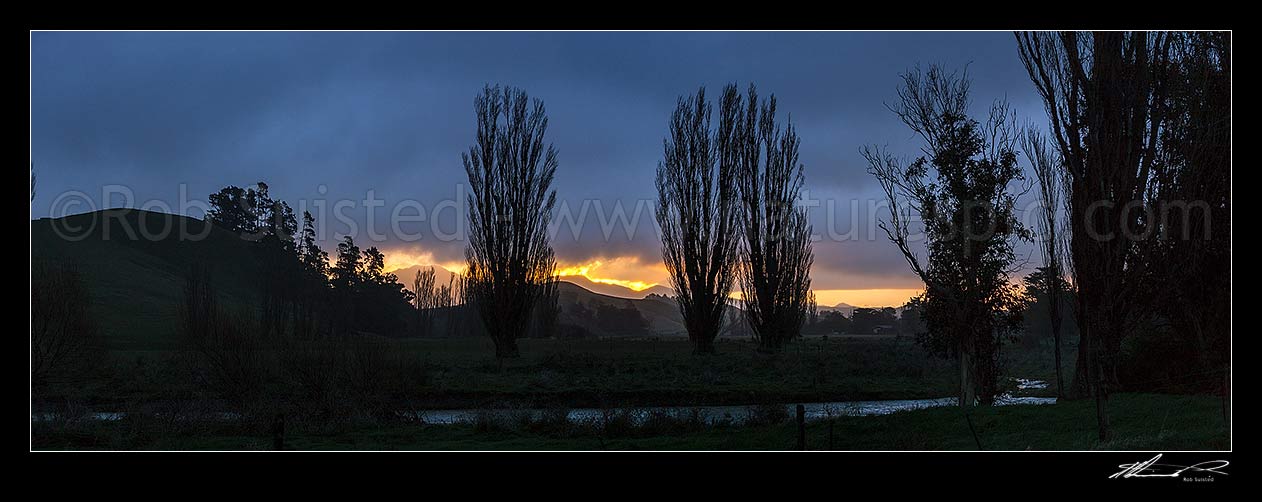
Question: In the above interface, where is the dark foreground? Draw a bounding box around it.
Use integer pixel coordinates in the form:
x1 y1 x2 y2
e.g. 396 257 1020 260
33 393 1228 451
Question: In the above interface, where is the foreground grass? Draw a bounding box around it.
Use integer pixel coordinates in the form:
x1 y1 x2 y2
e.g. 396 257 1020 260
33 393 1228 451
77 336 1054 411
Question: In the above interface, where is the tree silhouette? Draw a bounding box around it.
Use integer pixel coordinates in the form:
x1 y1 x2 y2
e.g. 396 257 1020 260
462 85 559 359
361 247 387 283
206 182 296 243
438 274 458 337
806 291 818 330
329 236 362 334
332 237 362 288
292 211 328 340
179 265 264 407
354 246 413 337
733 84 814 352
206 185 253 235
656 85 741 354
864 64 1029 406
297 211 329 277
31 261 103 395
528 278 560 338
1144 33 1230 387
1024 128 1068 399
205 182 300 339
1017 31 1180 440
414 266 437 336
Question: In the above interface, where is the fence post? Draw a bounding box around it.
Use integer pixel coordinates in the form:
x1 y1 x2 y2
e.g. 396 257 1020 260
828 421 834 450
796 404 806 451
964 412 981 450
1223 364 1230 428
272 413 285 451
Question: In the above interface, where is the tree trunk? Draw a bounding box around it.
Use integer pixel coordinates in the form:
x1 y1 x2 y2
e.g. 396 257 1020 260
1052 329 1064 400
757 328 784 353
493 335 520 359
1090 334 1111 442
693 336 716 355
1049 289 1065 400
959 349 975 407
1069 320 1092 399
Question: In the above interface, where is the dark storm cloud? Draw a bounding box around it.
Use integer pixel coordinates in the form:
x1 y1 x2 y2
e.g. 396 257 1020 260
31 31 1046 289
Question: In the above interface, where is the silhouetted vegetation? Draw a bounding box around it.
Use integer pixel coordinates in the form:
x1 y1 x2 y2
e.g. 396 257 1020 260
803 310 852 336
178 266 267 408
734 84 815 352
1020 267 1078 355
1017 31 1230 440
865 64 1030 407
209 183 416 339
656 85 742 354
1024 129 1069 398
527 279 561 339
29 34 1229 451
850 307 900 335
31 260 104 397
462 85 560 358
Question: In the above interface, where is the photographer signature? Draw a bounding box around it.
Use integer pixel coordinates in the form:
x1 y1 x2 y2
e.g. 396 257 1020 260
1110 454 1229 479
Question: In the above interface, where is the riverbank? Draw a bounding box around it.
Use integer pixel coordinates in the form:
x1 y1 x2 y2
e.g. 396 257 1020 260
31 393 1227 451
40 336 1059 412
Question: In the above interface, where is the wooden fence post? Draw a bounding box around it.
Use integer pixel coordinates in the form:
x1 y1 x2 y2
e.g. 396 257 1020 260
828 421 834 450
796 404 806 451
1223 364 1230 428
272 413 285 451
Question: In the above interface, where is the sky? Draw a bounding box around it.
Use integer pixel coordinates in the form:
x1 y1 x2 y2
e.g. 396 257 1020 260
30 31 1050 307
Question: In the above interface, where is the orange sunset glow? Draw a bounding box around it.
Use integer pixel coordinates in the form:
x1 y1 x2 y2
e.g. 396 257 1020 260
554 257 667 292
382 250 466 276
383 248 920 307
811 289 923 308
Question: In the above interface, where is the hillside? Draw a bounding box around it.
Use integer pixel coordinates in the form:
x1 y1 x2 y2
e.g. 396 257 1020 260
553 275 674 300
556 281 687 337
31 209 264 349
31 209 699 347
390 265 674 302
32 209 754 346
390 264 460 291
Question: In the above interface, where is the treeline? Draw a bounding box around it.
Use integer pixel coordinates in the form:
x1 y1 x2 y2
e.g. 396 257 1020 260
564 300 651 338
802 306 906 336
656 85 815 354
1014 32 1230 439
855 31 1229 419
174 190 432 423
204 182 416 340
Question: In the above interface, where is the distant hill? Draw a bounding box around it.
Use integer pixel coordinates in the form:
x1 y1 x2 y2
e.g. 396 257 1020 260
820 302 858 317
554 274 674 300
556 281 687 337
391 264 459 290
389 264 675 301
818 302 910 317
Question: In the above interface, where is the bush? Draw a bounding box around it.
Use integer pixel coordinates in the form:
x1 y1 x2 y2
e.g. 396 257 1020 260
31 260 105 397
744 403 790 426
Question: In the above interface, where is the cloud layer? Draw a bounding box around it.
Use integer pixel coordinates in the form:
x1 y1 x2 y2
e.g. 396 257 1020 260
31 31 1048 293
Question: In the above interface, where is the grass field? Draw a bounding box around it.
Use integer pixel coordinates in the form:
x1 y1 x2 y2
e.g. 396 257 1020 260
64 335 1057 411
32 393 1228 451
